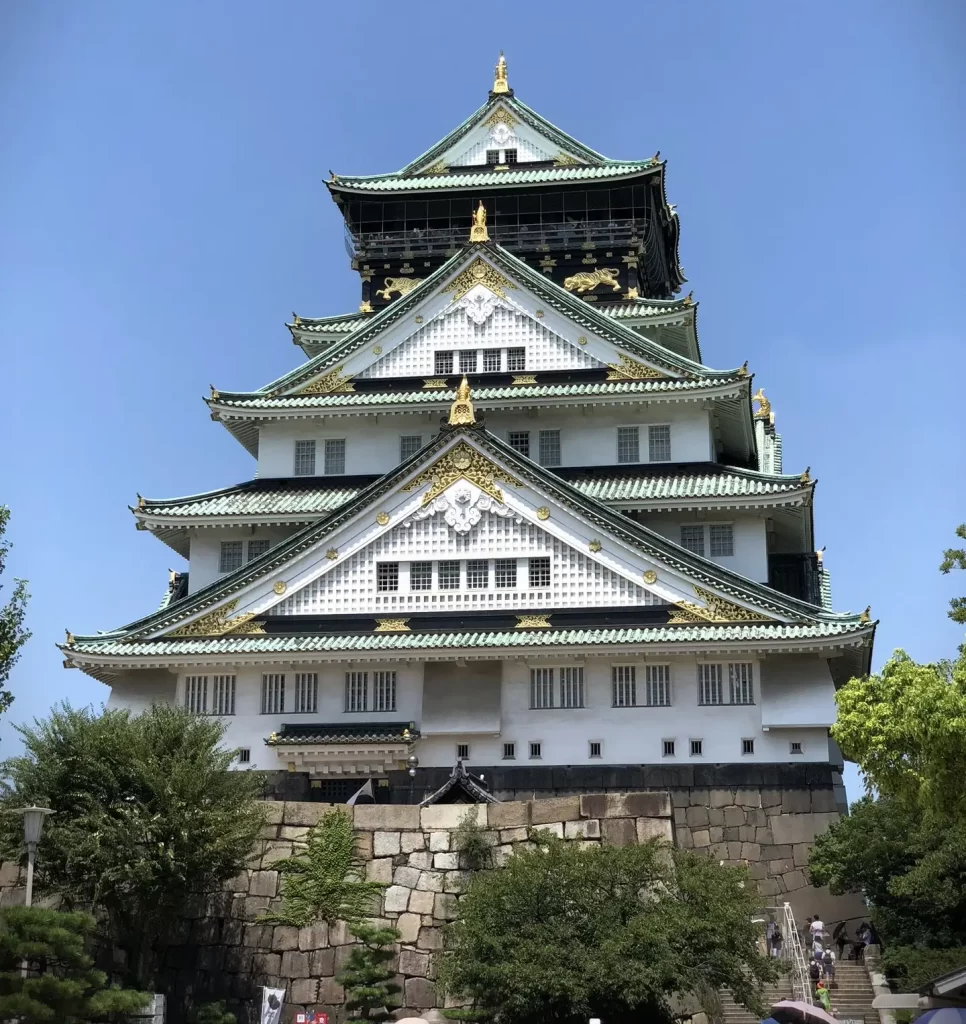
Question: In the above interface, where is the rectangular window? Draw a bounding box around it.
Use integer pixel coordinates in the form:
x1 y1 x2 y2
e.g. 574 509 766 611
528 557 551 588
690 739 704 757
502 742 516 759
438 560 460 590
504 148 518 164
494 558 517 589
486 150 500 165
377 562 399 592
410 561 433 591
482 348 502 372
698 664 723 705
612 665 637 708
617 426 640 464
184 675 207 714
538 429 561 467
210 674 236 716
530 668 555 709
373 671 397 712
294 439 316 476
247 539 270 562
237 748 251 764
345 672 368 713
589 741 602 758
506 347 526 372
466 559 489 589
662 739 676 757
644 664 671 707
529 741 542 759
400 435 423 461
680 525 705 556
457 743 470 760
507 431 530 457
648 424 671 462
559 667 584 708
324 439 346 475
458 349 478 373
790 741 804 755
293 673 318 714
435 351 454 375
261 673 285 715
742 738 755 755
728 663 754 705
219 541 244 574
709 524 734 557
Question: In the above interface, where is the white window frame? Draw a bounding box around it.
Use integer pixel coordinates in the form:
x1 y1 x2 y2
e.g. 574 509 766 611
293 672 318 714
689 738 704 757
528 557 551 589
612 665 637 707
456 743 470 760
559 666 584 708
435 351 454 375
647 423 672 462
530 667 555 709
219 541 244 574
261 673 285 715
210 674 236 716
458 349 478 373
400 435 423 461
728 663 755 705
323 438 346 475
662 738 676 757
345 671 368 713
741 738 755 756
466 559 490 590
502 742 516 760
697 663 724 706
680 525 706 556
482 348 502 373
410 560 433 591
506 347 526 372
644 664 671 707
528 741 542 760
237 748 251 764
709 523 735 557
494 558 518 589
294 439 316 476
373 670 397 713
538 429 561 467
507 430 531 457
588 740 602 759
377 562 399 592
438 559 461 590
790 741 804 755
184 675 208 714
247 539 270 562
617 426 640 464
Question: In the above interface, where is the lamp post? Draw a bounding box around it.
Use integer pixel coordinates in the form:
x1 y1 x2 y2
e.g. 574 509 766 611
407 755 419 805
15 805 53 908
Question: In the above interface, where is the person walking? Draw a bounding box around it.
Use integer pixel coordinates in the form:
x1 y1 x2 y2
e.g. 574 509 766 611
772 924 784 959
833 921 849 960
810 915 825 943
822 945 837 986
815 978 832 1013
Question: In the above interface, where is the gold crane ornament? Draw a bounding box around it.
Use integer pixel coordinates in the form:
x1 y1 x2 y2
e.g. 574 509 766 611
470 201 489 243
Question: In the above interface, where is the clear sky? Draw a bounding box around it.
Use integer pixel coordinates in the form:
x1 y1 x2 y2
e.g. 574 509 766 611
2 1 963 802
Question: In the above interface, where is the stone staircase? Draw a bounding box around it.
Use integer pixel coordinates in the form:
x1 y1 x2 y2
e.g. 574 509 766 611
717 961 878 1023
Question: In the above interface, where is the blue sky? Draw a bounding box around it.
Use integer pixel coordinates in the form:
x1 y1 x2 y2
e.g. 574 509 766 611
2 1 963 802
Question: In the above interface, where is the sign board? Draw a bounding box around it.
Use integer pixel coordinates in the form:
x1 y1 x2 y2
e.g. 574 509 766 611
295 1014 328 1024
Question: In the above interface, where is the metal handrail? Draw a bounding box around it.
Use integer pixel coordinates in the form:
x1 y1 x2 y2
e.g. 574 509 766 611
764 901 813 1005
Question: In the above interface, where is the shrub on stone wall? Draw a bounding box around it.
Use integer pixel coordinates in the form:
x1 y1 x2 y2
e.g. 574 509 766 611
337 922 402 1021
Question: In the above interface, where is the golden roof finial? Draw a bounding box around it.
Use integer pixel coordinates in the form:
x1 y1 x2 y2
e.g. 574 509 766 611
752 387 772 421
492 51 509 94
137 493 145 509
469 201 489 243
859 605 871 623
448 375 477 426
209 384 219 401
65 628 75 646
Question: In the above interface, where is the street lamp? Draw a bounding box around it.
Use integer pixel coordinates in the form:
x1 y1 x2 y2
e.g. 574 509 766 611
407 755 419 804
15 805 53 908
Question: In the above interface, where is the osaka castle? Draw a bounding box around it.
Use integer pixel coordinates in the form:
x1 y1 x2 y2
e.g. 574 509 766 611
62 55 874 806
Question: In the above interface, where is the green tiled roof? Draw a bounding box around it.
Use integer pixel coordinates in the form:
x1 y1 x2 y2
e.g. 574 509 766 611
267 722 417 745
570 467 810 504
139 483 360 518
291 312 371 334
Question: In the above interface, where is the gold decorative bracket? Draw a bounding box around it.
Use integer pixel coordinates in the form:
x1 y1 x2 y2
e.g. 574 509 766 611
402 441 522 505
445 258 516 301
605 354 669 380
166 599 266 637
296 365 356 395
375 618 411 633
667 585 773 625
515 614 551 629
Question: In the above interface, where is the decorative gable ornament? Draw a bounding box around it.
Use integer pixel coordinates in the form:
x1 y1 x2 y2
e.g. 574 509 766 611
457 285 510 325
402 441 523 505
445 258 517 301
407 485 520 535
667 585 773 624
165 598 266 637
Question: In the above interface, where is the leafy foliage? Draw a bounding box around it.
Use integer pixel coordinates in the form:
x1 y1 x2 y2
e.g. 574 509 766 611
336 922 401 1021
262 808 385 927
0 703 266 986
0 507 30 720
189 1001 238 1024
0 906 150 1024
438 835 781 1024
453 809 491 871
940 522 966 625
881 945 966 992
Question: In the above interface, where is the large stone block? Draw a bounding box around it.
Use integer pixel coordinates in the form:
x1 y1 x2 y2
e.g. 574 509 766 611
273 925 299 951
373 831 401 857
445 870 471 891
238 896 271 920
401 831 427 853
487 801 530 829
723 806 745 828
404 978 437 1009
421 804 484 830
434 893 458 920
243 924 273 948
248 871 279 898
289 979 318 1005
282 802 336 826
384 885 411 913
429 831 450 852
281 950 311 978
408 850 432 869
782 869 808 891
738 825 757 843
329 919 353 945
367 858 394 884
531 821 564 839
781 789 812 814
760 789 782 808
709 789 735 808
318 977 345 1005
768 858 795 875
222 919 244 946
770 813 838 846
499 826 529 843
298 922 328 951
416 871 444 892
433 852 459 870
739 842 761 861
707 807 725 827
408 888 435 914
734 789 762 808
262 842 294 868
393 865 422 889
262 802 285 825
636 818 673 844
793 843 813 867
398 948 431 977
761 844 793 860
354 805 421 830
692 829 711 848
686 806 710 827
396 912 421 943
418 926 444 950
224 946 254 974
564 818 600 839
280 825 310 842
252 952 281 977
310 948 335 976
600 818 636 847
530 796 579 824
758 877 781 897
810 789 838 813
689 788 710 806
708 826 725 844
675 827 694 849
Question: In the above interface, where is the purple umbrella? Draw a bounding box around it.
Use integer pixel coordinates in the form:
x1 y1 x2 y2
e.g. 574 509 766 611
913 1011 966 1024
770 1000 840 1023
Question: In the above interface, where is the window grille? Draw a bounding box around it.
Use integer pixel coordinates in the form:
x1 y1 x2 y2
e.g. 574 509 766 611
467 559 489 589
690 739 703 756
400 435 423 460
790 741 803 755
648 424 671 462
503 742 516 759
458 349 478 373
294 440 316 476
728 663 754 705
210 674 236 715
528 557 550 588
507 431 530 457
612 665 637 707
742 738 755 755
506 347 526 372
373 671 396 712
529 741 542 759
680 525 705 556
617 426 639 463
247 539 270 562
589 741 602 758
486 150 499 165
324 438 346 475
294 673 318 714
538 429 561 467
237 748 251 763
261 674 285 715
219 541 243 574
645 664 671 707
698 664 723 705
662 739 676 757
530 668 554 709
438 560 460 589
457 743 470 759
482 348 501 372
504 148 518 164
435 351 454 374
345 672 368 712
494 558 517 588
709 524 734 557
377 562 399 592
559 667 584 708
410 561 432 590
184 675 207 713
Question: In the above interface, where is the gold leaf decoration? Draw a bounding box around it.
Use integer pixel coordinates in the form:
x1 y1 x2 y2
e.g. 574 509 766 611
515 614 551 629
553 152 581 167
374 618 411 632
536 507 550 520
606 354 668 381
422 378 448 389
563 267 620 293
577 336 588 346
484 108 517 129
445 257 517 302
376 512 390 526
642 570 658 585
589 540 602 553
273 581 287 595
297 365 356 395
402 441 522 506
667 585 772 624
167 599 266 637
423 160 448 175
511 374 537 385
326 548 339 560
376 277 423 301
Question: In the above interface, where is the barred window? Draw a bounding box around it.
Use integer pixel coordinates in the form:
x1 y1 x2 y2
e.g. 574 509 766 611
373 671 397 712
483 349 502 372
324 438 346 475
438 560 460 590
698 664 723 706
486 150 500 165
709 524 734 557
494 558 517 588
680 525 705 556
507 347 526 372
410 561 432 591
662 739 676 757
504 148 518 165
645 664 671 707
345 672 368 713
219 541 243 574
377 562 399 592
507 431 530 457
261 673 285 715
559 667 584 708
294 440 316 476
617 426 639 463
528 557 550 588
237 748 251 763
529 741 542 759
435 351 454 374
589 741 602 758
728 663 754 705
184 675 207 714
400 435 423 461
530 668 554 709
294 673 318 714
790 741 804 755
612 665 637 707
247 539 270 562
456 743 470 760
503 742 516 759
538 429 561 467
210 674 236 716
742 738 755 755
690 739 704 757
466 559 489 589
648 424 671 462
458 349 478 373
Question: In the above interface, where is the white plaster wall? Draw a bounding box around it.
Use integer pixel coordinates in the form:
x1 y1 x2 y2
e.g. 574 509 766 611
188 526 297 593
106 670 177 712
645 514 769 582
759 654 837 728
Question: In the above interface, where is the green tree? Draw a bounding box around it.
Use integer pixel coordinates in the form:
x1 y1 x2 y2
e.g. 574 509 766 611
0 506 30 719
189 1001 238 1024
940 522 966 625
0 906 150 1024
0 704 266 987
439 834 781 1024
336 922 401 1021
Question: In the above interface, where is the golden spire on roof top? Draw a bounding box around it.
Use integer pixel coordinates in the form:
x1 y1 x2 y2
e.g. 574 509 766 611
492 51 509 94
469 201 489 243
448 376 477 426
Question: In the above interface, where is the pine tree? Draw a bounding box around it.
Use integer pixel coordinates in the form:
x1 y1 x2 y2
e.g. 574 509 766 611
337 923 401 1021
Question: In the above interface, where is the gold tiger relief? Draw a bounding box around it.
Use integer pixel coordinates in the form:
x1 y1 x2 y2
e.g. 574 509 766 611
563 267 621 293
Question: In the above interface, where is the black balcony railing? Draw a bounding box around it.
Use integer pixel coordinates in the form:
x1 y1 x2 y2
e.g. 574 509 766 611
768 553 821 606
